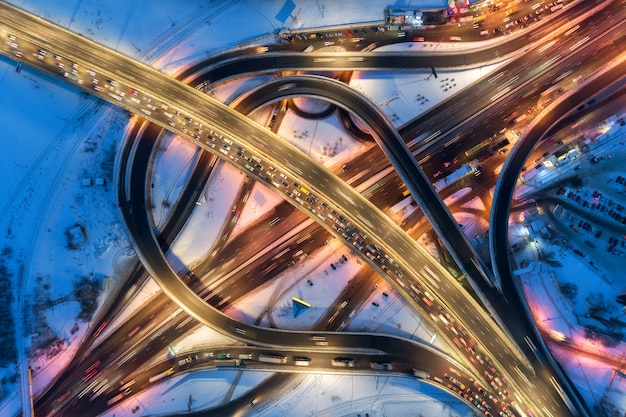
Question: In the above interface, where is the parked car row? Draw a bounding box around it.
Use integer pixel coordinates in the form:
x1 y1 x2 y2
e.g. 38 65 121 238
561 187 626 224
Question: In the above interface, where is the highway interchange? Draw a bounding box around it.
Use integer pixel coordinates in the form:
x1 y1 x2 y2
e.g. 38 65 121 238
1 0 625 416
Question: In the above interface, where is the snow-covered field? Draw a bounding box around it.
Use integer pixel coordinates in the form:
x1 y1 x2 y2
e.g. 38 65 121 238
0 0 623 416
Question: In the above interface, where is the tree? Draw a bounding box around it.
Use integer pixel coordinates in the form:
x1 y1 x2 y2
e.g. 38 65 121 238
560 282 578 300
585 292 608 316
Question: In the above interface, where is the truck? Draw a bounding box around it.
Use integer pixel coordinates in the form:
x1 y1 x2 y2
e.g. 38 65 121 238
258 354 287 364
390 195 414 214
412 369 430 379
513 114 527 124
178 357 191 367
331 357 355 367
148 368 174 384
215 359 241 367
370 362 393 370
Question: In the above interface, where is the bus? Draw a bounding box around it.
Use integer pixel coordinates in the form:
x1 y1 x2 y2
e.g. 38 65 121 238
464 139 490 157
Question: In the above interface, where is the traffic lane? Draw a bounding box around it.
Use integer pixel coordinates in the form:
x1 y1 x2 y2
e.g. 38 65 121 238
124 143 506 414
9 26 524 416
0 4 588 412
116 87 474 364
231 75 479 277
194 0 604 83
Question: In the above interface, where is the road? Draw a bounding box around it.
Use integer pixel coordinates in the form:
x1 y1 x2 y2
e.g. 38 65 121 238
1 1 622 416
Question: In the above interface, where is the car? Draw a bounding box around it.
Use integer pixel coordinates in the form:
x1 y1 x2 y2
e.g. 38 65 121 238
306 279 313 287
372 302 379 307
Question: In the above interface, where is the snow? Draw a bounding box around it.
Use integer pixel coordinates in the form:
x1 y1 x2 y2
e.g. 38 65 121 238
231 182 284 238
103 372 478 417
350 64 506 130
1 0 623 415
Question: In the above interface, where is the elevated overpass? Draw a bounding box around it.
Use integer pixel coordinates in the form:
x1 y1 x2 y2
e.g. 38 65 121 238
1 1 615 415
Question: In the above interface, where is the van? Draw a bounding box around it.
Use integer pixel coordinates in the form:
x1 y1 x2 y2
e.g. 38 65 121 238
294 357 311 366
480 30 489 36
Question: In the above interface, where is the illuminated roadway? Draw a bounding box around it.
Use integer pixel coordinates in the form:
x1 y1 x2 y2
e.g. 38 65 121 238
0 0 529 381
0 4 533 416
0 4 604 416
0 1 616 414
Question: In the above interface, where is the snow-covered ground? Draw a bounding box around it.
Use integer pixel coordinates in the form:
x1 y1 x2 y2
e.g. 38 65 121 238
1 0 623 416
103 371 480 417
507 114 626 412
